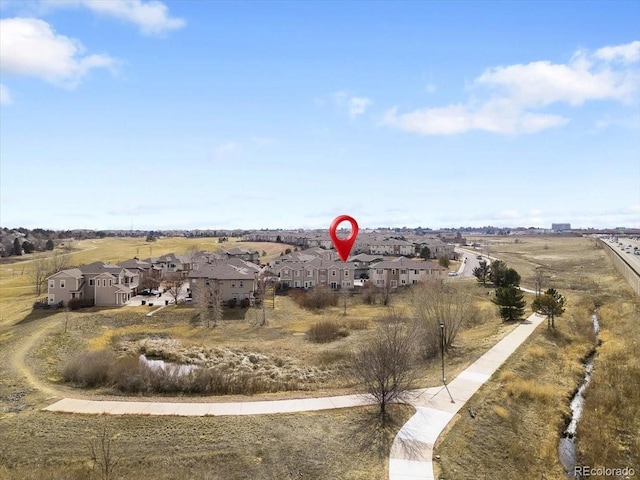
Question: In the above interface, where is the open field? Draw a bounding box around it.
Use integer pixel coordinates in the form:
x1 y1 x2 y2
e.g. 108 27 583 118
0 237 293 329
435 236 640 479
5 236 634 479
0 237 527 479
0 404 414 480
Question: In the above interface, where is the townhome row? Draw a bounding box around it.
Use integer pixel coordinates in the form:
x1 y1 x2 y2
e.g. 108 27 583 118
271 248 446 290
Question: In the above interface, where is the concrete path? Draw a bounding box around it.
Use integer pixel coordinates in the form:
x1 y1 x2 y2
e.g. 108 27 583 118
44 312 544 480
44 393 374 416
388 312 544 480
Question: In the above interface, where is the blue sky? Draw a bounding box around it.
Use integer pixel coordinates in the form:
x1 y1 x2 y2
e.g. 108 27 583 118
1 0 639 231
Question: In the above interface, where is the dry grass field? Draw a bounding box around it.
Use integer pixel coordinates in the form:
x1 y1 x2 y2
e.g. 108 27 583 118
0 236 521 479
435 236 640 479
4 235 635 479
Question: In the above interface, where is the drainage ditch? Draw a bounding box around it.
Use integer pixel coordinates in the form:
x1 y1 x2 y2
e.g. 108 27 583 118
558 312 600 477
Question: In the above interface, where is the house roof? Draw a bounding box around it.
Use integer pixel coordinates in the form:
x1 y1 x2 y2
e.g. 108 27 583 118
188 258 260 280
118 259 152 270
370 257 445 270
47 268 83 280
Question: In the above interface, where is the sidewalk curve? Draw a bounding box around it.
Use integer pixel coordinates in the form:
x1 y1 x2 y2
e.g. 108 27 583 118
388 312 544 480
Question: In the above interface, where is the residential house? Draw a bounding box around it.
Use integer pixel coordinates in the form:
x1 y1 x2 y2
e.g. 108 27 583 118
223 247 260 264
347 253 384 279
368 257 446 289
47 262 140 307
416 239 456 259
274 258 355 290
368 239 415 256
147 253 193 277
188 258 261 305
46 268 85 307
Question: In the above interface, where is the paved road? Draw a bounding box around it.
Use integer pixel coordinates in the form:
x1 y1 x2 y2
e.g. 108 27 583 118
44 312 545 480
604 237 640 274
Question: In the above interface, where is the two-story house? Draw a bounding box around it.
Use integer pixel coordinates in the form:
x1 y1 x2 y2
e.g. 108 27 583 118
188 258 261 305
274 258 356 290
368 257 446 289
368 239 415 256
47 262 140 307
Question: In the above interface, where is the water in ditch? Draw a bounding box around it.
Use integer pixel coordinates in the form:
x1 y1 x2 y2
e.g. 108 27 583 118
558 313 600 477
139 354 199 376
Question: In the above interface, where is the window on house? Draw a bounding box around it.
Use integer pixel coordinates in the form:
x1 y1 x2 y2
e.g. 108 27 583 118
307 270 312 277
239 281 244 287
283 269 289 275
376 269 383 274
60 280 65 288
391 280 397 288
109 279 113 286
391 269 396 275
294 271 299 277
49 280 54 289
231 282 236 288
103 279 107 287
401 279 406 284
401 269 407 274
344 270 349 277
415 270 419 274
331 270 336 276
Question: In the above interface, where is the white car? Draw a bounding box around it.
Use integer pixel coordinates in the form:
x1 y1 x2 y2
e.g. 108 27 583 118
448 271 458 277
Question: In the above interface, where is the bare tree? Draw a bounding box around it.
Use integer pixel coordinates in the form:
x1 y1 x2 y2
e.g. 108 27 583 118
32 257 49 295
254 270 276 326
163 272 184 304
533 268 550 297
351 318 420 416
411 280 479 359
193 279 223 328
89 421 119 480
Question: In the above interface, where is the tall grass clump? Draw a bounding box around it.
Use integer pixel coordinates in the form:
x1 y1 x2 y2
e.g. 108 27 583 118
62 350 115 387
306 320 349 343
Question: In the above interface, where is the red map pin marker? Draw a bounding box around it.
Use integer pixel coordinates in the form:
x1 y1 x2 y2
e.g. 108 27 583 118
329 215 359 262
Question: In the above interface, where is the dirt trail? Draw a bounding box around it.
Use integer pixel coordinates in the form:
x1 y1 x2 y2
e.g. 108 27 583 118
3 316 65 399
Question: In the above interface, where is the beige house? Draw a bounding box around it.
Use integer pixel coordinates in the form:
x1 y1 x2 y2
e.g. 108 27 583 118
368 257 446 289
188 258 261 305
47 262 139 307
368 239 415 256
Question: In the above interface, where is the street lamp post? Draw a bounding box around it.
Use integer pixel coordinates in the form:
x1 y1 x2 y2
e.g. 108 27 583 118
440 321 446 384
440 320 455 403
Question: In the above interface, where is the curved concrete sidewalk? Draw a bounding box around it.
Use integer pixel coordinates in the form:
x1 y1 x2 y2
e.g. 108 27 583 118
44 393 374 416
388 312 544 480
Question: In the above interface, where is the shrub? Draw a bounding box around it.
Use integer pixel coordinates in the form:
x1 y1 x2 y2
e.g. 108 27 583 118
306 320 348 343
292 285 338 310
240 298 250 308
68 298 95 310
347 318 369 330
226 298 237 308
62 350 115 387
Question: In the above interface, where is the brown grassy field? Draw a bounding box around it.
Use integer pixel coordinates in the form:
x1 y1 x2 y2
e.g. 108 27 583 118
0 404 414 480
435 236 640 479
0 237 527 479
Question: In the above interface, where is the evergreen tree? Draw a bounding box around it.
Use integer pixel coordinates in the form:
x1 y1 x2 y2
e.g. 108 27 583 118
492 285 526 321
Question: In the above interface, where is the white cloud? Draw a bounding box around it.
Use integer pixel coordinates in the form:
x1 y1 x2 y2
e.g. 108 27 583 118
347 96 372 118
383 41 640 136
0 17 116 88
41 0 185 35
0 83 11 105
595 40 640 64
330 91 372 118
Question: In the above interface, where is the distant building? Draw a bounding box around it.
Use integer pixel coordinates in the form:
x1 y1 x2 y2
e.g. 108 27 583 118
551 223 571 232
